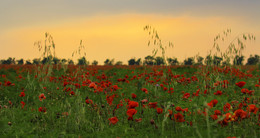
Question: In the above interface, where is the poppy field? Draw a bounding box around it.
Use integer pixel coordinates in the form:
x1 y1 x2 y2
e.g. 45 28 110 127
0 64 259 137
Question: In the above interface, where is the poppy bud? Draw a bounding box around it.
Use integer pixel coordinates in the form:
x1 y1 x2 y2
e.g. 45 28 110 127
150 119 155 125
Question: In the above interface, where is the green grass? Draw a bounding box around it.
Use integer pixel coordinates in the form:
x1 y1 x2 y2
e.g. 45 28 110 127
0 65 259 137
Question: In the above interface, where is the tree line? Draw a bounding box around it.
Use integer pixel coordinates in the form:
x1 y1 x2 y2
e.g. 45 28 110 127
0 54 259 66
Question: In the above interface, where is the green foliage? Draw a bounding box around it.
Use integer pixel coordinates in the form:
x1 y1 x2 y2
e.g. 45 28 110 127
115 61 123 65
143 55 155 65
17 59 24 65
184 57 194 65
155 56 165 65
213 56 223 66
33 58 41 65
92 60 98 65
246 54 259 65
167 57 179 65
77 57 88 65
104 59 114 65
128 58 141 65
233 55 244 65
1 57 16 65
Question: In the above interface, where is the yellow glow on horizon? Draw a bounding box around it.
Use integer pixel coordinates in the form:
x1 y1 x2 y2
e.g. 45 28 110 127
0 13 259 64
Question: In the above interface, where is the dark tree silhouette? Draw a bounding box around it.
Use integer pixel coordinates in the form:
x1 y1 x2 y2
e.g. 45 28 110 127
128 58 141 65
233 55 244 65
17 59 24 65
104 59 114 65
184 57 194 65
167 57 179 65
155 56 165 65
78 57 88 65
26 60 32 65
33 58 41 65
246 55 259 65
144 55 155 65
68 59 74 65
53 57 61 65
92 60 98 65
213 56 223 66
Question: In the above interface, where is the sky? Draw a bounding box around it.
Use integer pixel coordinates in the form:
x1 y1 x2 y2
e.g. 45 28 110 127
0 0 260 64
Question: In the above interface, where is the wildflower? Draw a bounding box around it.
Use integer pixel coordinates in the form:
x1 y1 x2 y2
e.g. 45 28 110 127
85 99 93 104
247 104 258 114
135 118 142 123
182 93 190 99
214 110 222 115
38 107 47 112
108 117 118 125
156 108 163 114
235 81 246 88
19 92 25 97
131 93 137 99
175 106 182 112
39 93 46 101
141 88 148 94
214 90 222 95
174 113 185 122
88 82 97 89
127 108 137 116
21 101 25 109
69 91 75 95
234 109 247 120
127 101 139 109
223 103 231 112
148 102 158 109
141 99 148 103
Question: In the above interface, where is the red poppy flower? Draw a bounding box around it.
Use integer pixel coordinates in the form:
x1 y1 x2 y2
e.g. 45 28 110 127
112 85 120 91
21 101 25 109
141 88 148 94
141 99 148 103
106 94 115 105
247 104 258 114
108 117 118 125
175 106 182 112
127 109 137 117
234 109 247 119
223 103 231 112
88 82 97 89
148 102 158 109
131 93 137 99
214 110 222 115
235 81 246 88
210 115 218 120
211 99 218 107
174 113 185 122
39 93 46 101
135 118 142 123
70 91 75 95
156 108 163 114
38 107 47 112
168 110 173 116
85 99 93 104
214 90 222 95
19 92 25 97
127 101 139 109
182 93 190 99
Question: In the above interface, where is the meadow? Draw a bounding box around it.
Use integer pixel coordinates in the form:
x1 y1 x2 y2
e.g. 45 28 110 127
0 63 259 137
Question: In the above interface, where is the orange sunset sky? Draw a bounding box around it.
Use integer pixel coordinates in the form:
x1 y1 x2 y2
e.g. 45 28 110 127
0 0 259 64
